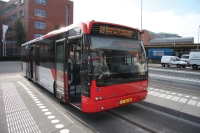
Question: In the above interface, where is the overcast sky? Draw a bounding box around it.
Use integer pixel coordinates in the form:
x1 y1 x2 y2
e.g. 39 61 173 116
71 0 200 43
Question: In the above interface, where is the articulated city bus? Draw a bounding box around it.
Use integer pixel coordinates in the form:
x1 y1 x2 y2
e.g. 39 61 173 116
21 20 148 113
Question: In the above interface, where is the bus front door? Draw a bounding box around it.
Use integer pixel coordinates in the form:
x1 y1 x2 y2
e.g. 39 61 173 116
55 39 66 102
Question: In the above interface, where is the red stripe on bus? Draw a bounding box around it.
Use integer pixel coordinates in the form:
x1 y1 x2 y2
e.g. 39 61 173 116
51 69 55 80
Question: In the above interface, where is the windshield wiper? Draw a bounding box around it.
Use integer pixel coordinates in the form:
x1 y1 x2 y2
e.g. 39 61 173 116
103 72 131 82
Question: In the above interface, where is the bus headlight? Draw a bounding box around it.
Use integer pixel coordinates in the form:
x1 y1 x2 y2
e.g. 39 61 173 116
95 97 99 101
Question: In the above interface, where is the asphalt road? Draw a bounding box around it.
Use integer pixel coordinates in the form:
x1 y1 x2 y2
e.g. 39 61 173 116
0 61 22 76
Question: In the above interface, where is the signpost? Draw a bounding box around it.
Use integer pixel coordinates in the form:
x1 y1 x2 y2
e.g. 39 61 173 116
2 24 8 56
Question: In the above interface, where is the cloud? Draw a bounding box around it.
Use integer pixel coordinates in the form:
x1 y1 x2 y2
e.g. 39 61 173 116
143 11 200 42
72 0 200 42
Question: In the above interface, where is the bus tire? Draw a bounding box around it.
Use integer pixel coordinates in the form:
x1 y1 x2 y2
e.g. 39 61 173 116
162 63 165 67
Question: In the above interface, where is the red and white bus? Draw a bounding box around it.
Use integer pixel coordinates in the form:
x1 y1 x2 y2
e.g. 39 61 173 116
21 20 148 113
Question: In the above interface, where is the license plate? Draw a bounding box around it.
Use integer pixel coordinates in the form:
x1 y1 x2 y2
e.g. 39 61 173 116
119 98 132 104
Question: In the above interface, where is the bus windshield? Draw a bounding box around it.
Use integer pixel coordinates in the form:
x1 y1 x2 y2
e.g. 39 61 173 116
89 36 148 86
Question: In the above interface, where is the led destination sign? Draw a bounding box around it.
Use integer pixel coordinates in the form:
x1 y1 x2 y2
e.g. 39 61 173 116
90 24 139 39
100 26 134 37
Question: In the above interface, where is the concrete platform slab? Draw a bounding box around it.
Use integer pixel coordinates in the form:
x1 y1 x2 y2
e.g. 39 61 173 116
139 87 200 124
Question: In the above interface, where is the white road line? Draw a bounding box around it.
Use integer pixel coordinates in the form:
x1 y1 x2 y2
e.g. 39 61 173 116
149 68 200 75
158 94 167 98
187 100 197 106
165 95 173 99
152 92 161 96
148 91 155 95
178 98 188 103
149 73 200 83
148 87 200 107
197 102 200 107
171 96 180 101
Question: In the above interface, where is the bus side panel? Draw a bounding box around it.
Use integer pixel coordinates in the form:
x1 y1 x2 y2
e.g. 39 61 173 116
37 66 54 93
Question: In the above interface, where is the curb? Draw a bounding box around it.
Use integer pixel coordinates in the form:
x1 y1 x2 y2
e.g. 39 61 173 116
137 101 200 124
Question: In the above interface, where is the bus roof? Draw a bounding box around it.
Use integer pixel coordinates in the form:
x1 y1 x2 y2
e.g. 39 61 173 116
21 20 139 46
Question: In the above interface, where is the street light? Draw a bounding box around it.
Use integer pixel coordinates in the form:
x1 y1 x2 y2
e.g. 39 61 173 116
141 0 143 31
198 25 200 50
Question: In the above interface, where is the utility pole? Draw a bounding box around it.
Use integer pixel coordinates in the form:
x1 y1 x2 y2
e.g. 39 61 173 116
141 0 143 31
198 25 200 50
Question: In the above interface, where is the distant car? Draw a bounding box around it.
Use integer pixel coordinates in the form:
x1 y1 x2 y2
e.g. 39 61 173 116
161 56 187 68
189 51 200 70
181 54 190 67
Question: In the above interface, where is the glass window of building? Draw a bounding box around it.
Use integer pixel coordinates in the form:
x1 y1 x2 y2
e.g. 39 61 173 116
7 26 15 33
34 21 46 29
1 3 17 16
19 0 24 5
19 10 24 17
35 9 46 17
35 0 46 5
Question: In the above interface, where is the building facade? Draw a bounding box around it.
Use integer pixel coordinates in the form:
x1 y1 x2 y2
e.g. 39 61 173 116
141 30 194 45
0 0 73 56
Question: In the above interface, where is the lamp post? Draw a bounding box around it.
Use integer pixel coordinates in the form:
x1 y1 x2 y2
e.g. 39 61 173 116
141 0 143 31
198 25 200 50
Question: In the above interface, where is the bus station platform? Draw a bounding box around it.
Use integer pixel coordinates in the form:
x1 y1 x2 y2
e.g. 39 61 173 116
0 75 85 133
141 63 200 124
140 87 200 124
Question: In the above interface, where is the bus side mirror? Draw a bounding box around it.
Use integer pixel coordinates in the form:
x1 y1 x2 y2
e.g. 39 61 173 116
25 45 31 49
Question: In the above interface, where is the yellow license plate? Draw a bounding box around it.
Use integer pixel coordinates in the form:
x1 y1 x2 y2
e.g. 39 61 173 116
119 98 132 104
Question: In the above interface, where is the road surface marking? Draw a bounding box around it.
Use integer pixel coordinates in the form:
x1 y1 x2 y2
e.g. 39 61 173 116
187 100 197 106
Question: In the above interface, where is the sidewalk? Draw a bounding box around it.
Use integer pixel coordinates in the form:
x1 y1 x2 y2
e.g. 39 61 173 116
139 87 200 124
